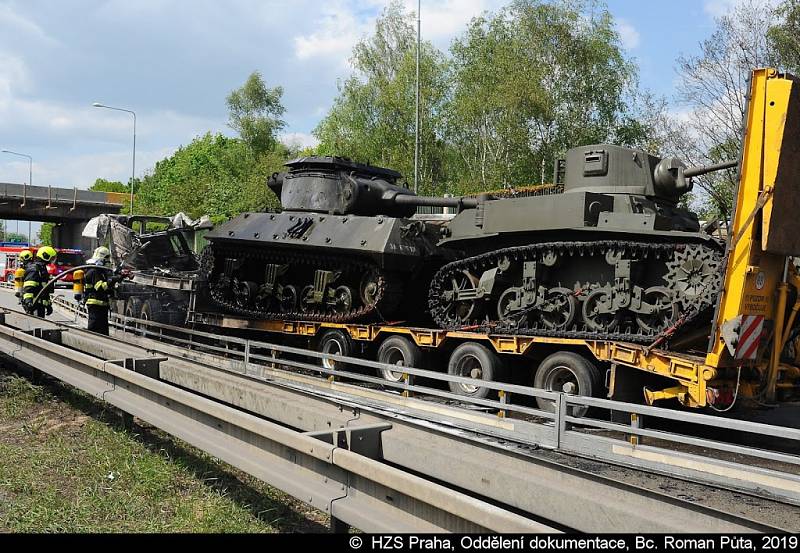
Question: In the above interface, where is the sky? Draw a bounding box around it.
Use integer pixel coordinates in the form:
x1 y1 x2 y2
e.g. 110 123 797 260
0 0 745 239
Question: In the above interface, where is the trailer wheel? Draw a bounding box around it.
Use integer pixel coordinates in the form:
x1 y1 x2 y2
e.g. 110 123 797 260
447 342 503 400
124 297 143 319
140 298 166 324
376 335 423 383
316 329 353 371
533 352 601 416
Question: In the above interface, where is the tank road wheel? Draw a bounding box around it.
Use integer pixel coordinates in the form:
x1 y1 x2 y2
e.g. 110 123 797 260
582 288 619 332
376 335 423 384
440 271 481 326
299 285 315 312
497 287 523 323
447 342 504 400
533 352 601 416
537 287 577 331
316 329 353 371
359 270 381 307
278 285 298 313
331 286 353 315
635 286 678 334
233 280 258 308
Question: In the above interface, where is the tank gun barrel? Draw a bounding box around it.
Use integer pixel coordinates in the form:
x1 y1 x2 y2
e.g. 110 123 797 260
684 160 737 178
392 194 479 210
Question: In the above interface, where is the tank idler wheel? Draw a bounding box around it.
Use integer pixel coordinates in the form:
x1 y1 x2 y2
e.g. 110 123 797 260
635 286 678 334
582 288 619 332
331 285 353 314
537 287 577 331
316 329 353 371
278 285 298 313
376 335 423 384
533 351 602 416
447 342 504 400
441 271 481 326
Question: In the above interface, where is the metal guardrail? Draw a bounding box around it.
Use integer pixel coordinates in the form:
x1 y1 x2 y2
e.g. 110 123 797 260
6 304 790 532
49 294 800 508
0 307 552 533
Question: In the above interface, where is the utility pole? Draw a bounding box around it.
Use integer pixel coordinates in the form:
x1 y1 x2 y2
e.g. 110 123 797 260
414 0 421 194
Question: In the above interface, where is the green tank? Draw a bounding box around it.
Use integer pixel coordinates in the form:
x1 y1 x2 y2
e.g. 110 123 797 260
427 144 736 341
201 157 465 322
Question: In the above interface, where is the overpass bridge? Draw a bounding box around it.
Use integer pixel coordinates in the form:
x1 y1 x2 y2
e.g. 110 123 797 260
0 182 126 250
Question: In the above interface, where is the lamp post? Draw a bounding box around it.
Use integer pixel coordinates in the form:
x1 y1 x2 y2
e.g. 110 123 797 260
1 149 32 244
92 102 136 215
414 0 420 194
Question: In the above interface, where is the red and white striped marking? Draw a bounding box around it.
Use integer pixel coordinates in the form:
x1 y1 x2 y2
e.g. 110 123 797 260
736 315 764 360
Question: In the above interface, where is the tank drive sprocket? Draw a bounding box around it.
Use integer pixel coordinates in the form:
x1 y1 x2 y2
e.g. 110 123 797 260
664 244 722 310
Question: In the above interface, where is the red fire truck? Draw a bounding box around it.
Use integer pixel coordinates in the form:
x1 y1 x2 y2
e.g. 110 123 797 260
0 244 85 285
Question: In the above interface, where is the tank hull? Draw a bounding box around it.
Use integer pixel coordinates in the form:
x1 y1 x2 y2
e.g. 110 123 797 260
203 211 445 322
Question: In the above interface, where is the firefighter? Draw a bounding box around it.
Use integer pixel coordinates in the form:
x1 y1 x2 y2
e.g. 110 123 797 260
22 246 57 317
14 249 34 301
83 246 114 335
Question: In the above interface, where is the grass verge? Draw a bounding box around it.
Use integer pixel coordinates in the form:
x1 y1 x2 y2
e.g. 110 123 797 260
0 366 328 533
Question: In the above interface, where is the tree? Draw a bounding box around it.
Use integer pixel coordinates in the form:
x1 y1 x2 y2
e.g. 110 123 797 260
89 178 127 193
37 223 53 245
446 0 642 192
674 0 780 220
769 0 800 73
226 71 286 155
314 1 452 194
136 133 285 222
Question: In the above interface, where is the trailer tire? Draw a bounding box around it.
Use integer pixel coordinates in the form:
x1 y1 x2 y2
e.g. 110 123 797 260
534 352 601 416
316 329 353 371
376 335 423 384
447 342 503 400
124 297 143 320
140 298 166 324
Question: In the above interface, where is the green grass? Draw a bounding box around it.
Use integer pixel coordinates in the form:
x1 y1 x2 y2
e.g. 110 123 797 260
0 368 328 533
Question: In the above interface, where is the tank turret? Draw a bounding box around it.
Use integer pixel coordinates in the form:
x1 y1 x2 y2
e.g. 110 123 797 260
560 144 736 202
267 156 477 217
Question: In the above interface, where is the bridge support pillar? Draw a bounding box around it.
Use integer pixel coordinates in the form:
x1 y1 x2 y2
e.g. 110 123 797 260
52 222 93 252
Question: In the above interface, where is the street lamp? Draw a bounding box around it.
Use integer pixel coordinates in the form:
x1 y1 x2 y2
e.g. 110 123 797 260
92 102 136 215
1 149 32 243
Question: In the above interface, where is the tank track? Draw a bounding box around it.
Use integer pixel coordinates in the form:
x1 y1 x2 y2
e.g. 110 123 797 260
428 239 723 343
201 244 404 323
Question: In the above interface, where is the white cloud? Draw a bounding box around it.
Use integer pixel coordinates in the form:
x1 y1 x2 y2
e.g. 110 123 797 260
293 1 366 65
0 4 58 45
703 0 779 18
404 0 503 43
280 132 320 150
617 18 640 50
1 146 177 190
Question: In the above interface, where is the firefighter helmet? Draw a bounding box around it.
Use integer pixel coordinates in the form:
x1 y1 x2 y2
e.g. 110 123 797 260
92 246 111 264
36 246 57 263
19 250 33 263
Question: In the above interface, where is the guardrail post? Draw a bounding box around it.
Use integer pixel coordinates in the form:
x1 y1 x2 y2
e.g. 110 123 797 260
498 389 509 419
629 413 641 447
555 393 569 450
402 372 413 398
243 340 250 375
